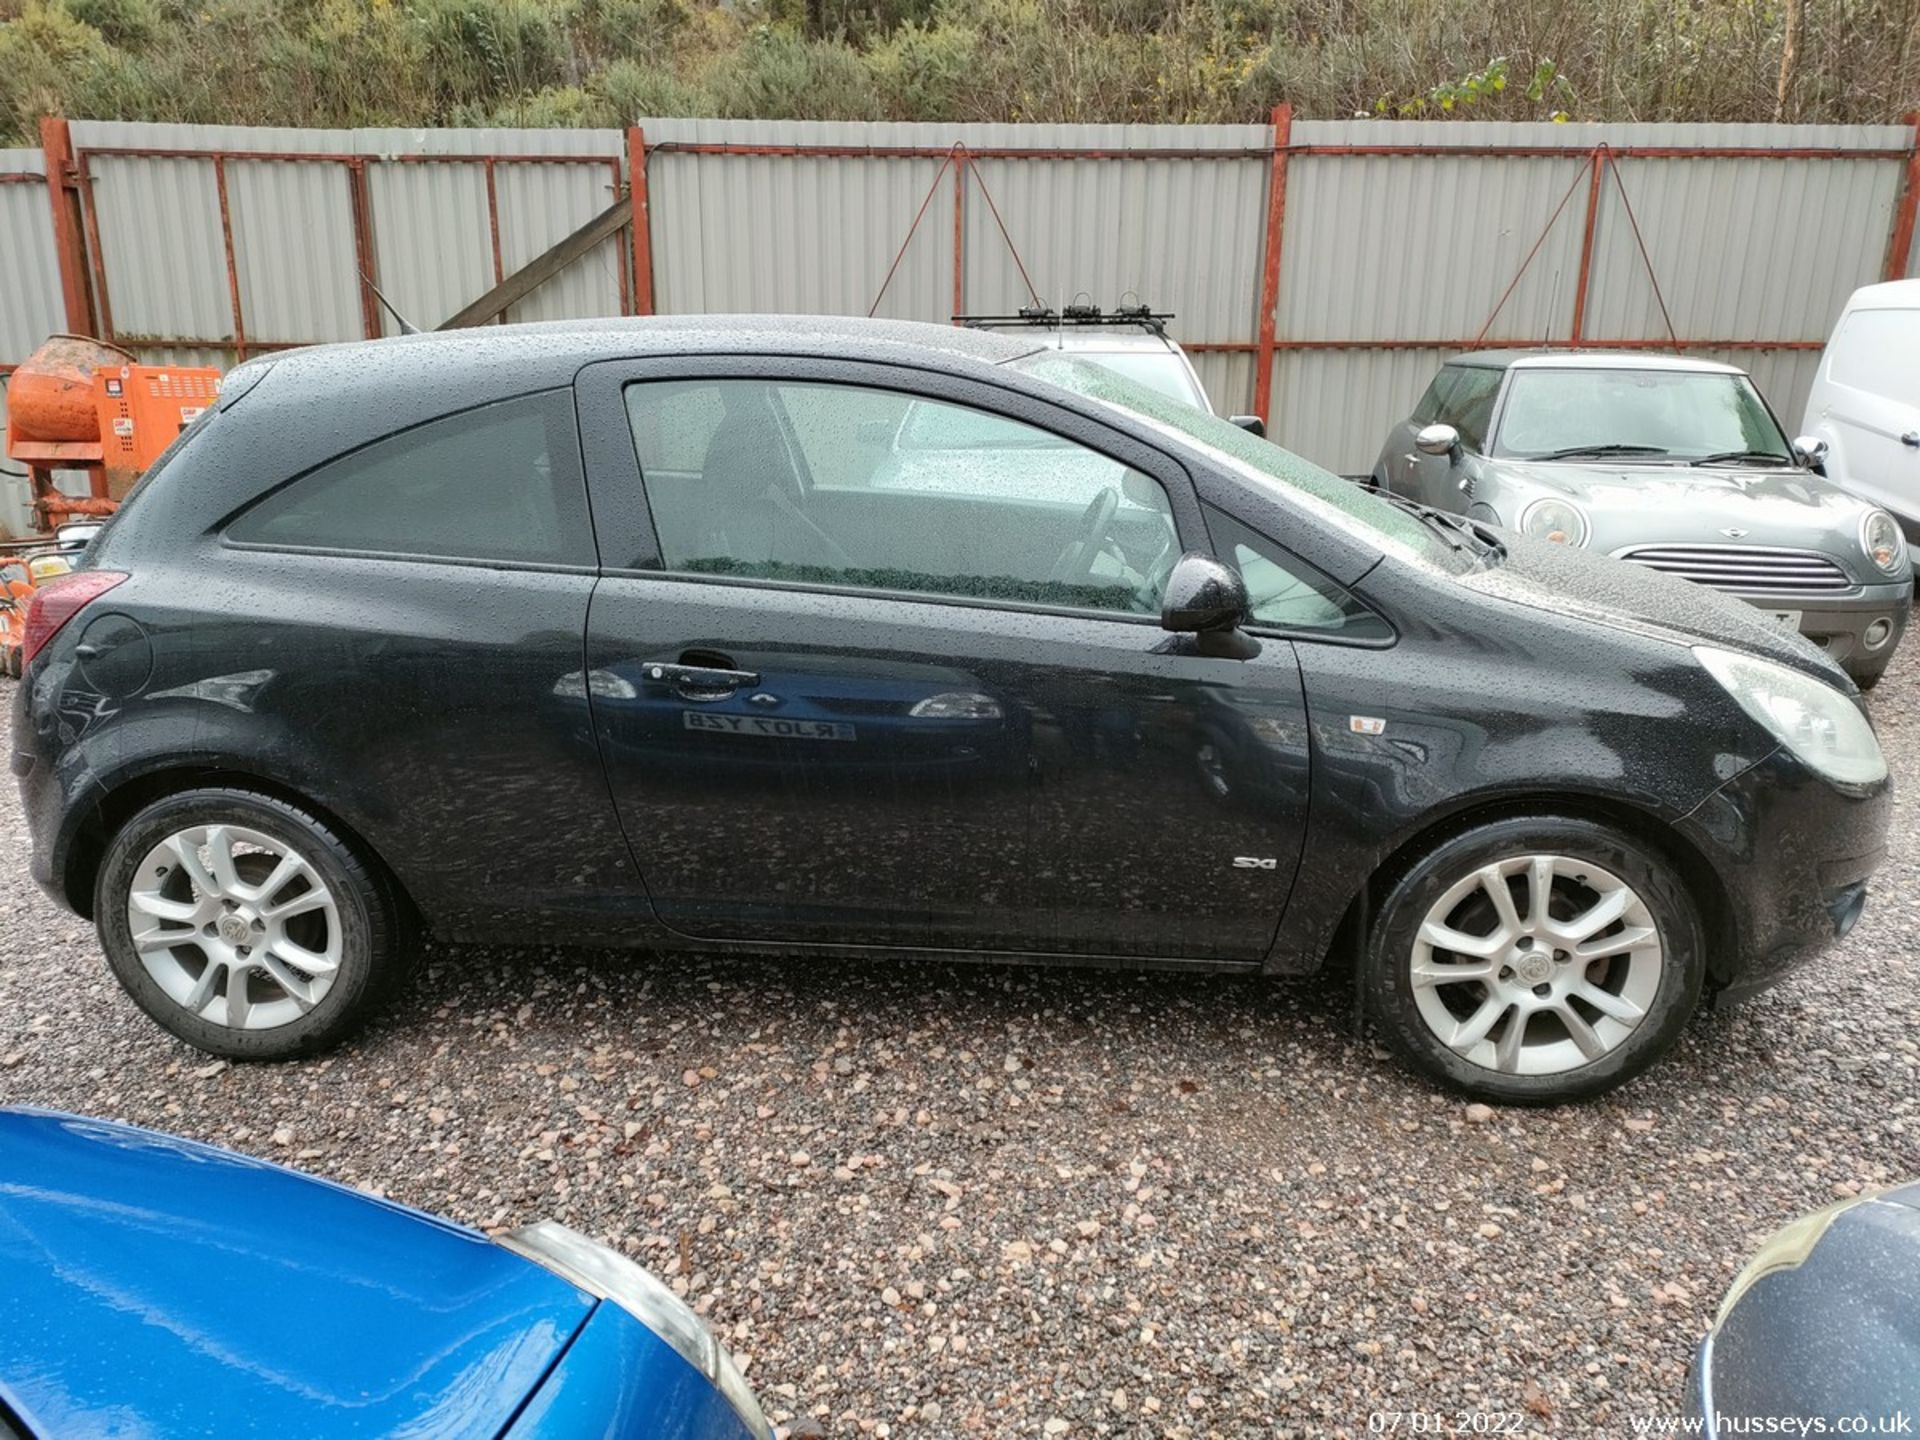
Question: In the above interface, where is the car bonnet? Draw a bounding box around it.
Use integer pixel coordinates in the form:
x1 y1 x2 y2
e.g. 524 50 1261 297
1486 458 1876 541
1457 531 1854 687
0 1109 593 1437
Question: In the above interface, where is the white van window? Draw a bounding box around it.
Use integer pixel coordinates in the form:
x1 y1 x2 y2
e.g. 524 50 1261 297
1831 309 1920 403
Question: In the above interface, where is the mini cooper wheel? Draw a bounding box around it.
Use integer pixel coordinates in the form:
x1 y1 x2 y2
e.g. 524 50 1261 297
1364 817 1704 1104
96 788 406 1059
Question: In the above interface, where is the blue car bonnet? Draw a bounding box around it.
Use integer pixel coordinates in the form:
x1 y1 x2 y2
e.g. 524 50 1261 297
0 1108 594 1436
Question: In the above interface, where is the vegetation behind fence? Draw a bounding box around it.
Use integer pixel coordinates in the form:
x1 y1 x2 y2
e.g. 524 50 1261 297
3 0 1917 147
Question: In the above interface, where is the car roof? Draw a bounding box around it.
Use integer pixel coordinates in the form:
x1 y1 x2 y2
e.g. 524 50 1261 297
237 313 1044 395
0 1108 593 1436
1842 277 1920 311
1445 348 1744 376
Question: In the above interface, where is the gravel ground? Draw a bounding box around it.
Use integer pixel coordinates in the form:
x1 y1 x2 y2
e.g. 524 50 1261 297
3 658 1918 1439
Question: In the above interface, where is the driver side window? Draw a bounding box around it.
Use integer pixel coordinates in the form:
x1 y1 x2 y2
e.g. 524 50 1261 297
624 378 1179 616
1435 365 1504 452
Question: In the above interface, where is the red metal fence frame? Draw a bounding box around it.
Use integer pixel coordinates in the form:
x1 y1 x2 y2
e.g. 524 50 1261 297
19 115 1920 419
35 122 634 360
637 115 1920 422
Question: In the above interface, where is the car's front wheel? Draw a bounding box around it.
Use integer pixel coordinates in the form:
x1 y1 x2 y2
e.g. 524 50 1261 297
1363 816 1704 1104
95 787 408 1059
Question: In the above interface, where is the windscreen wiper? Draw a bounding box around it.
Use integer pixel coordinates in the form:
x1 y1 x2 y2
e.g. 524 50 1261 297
1373 491 1494 558
1527 444 1671 461
1693 449 1793 466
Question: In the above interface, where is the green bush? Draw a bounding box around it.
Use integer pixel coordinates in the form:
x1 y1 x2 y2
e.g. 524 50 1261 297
0 3 106 140
867 19 979 120
571 0 685 64
61 0 157 46
597 55 706 119
408 0 569 110
705 26 884 120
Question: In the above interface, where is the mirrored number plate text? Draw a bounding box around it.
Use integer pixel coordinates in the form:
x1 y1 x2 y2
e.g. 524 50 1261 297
683 712 856 741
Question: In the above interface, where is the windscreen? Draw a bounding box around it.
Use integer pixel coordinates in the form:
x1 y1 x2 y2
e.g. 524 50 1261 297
1077 351 1207 409
1013 352 1472 571
1494 368 1793 462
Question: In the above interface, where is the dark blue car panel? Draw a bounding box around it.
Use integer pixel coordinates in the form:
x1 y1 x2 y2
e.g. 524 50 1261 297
0 1110 592 1438
506 1304 764 1440
1693 1185 1920 1430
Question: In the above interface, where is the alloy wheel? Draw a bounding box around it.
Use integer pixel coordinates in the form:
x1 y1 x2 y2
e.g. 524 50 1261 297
1409 853 1663 1077
125 824 343 1030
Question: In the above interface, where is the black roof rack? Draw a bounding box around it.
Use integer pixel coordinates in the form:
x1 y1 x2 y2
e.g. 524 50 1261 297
955 303 1175 337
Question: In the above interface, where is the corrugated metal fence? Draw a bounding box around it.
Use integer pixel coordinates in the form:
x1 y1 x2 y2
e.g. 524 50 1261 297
3 112 1918 506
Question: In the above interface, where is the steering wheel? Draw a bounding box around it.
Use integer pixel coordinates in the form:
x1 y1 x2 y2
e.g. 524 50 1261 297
1049 487 1120 584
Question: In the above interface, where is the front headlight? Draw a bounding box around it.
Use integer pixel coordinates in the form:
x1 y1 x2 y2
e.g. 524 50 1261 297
1694 645 1886 786
1519 496 1589 547
1711 1193 1863 1329
1860 509 1907 576
25 555 72 582
502 1220 771 1438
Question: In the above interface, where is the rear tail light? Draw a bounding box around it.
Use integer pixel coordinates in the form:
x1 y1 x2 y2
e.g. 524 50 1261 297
22 571 128 668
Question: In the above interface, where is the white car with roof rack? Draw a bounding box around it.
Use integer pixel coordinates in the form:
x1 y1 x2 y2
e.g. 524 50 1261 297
956 303 1266 432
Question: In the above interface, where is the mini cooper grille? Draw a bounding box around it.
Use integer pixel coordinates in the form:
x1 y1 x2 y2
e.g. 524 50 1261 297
1617 544 1854 595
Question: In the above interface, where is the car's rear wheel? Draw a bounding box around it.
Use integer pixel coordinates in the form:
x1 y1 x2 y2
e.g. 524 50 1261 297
1363 816 1704 1104
95 788 407 1059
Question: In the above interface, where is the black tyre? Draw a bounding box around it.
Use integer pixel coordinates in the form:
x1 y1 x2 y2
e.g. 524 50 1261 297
1363 816 1704 1104
95 787 409 1059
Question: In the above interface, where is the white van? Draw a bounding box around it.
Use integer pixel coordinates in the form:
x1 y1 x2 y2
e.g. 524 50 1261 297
1802 278 1920 559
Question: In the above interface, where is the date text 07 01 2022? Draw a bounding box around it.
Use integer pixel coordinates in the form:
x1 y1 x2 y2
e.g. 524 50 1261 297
1369 1414 1526 1436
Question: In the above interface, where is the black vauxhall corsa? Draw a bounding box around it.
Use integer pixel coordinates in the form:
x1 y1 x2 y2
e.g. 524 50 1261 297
9 317 1893 1104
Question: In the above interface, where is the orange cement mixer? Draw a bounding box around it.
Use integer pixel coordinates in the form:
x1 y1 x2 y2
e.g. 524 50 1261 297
1 335 223 673
5 335 222 532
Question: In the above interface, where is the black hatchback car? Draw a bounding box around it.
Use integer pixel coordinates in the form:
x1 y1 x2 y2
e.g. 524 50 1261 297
9 317 1893 1103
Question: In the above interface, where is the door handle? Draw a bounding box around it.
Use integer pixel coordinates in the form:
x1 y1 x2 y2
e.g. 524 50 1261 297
645 661 760 692
1902 431 1920 449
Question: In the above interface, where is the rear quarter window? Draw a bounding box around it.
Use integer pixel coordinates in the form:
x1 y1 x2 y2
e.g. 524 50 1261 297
227 390 593 566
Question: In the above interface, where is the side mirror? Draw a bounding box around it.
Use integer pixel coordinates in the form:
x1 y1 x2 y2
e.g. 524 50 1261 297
1415 423 1462 460
1161 552 1249 634
1792 435 1830 470
1228 414 1266 438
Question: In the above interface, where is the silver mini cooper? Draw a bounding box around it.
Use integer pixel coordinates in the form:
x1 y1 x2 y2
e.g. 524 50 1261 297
1373 351 1913 686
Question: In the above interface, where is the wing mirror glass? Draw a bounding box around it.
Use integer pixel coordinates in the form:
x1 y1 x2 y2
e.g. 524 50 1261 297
1228 414 1266 438
1415 423 1461 459
1161 552 1250 634
1792 435 1830 469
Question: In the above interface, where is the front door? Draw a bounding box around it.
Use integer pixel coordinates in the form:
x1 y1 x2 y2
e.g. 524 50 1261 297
574 357 1310 960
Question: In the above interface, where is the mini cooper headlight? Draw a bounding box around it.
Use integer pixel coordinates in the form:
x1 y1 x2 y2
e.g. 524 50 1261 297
551 668 638 700
1519 497 1589 547
502 1220 771 1438
1694 645 1886 786
1860 509 1907 576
